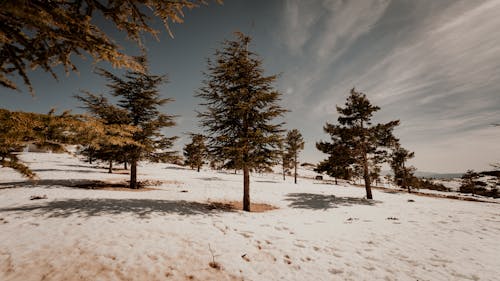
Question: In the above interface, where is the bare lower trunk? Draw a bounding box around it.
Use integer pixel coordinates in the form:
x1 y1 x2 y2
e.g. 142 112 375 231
363 155 373 199
282 164 285 181
108 160 113 174
294 155 298 184
130 159 138 189
124 161 127 170
243 166 250 212
197 165 200 172
335 178 338 185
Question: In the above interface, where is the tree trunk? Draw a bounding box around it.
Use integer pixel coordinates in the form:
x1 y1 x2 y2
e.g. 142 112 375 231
335 178 338 185
243 165 250 212
197 165 200 172
108 160 113 173
282 164 286 181
124 161 128 170
130 159 138 189
363 154 373 199
294 154 298 184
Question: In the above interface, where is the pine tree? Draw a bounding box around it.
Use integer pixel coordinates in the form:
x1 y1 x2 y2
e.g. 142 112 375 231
390 144 416 192
197 32 287 211
285 129 305 184
460 169 480 196
278 138 291 181
82 59 178 188
316 125 355 185
76 92 133 173
183 134 207 172
1 0 218 93
317 88 399 199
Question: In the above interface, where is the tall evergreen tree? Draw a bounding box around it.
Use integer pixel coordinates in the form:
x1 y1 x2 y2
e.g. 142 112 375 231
390 144 416 192
83 59 178 188
1 0 218 93
317 88 399 199
197 32 287 211
285 129 305 184
183 134 207 172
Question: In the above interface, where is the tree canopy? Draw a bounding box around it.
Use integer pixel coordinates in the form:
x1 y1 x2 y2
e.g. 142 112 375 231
1 0 218 92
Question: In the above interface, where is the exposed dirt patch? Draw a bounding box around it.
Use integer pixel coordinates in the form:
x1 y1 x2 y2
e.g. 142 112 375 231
207 201 278 212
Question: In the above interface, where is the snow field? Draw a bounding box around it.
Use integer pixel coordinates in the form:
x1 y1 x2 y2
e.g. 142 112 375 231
0 152 499 281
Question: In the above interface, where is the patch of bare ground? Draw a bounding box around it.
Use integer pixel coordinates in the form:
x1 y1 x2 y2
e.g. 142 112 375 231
207 201 278 212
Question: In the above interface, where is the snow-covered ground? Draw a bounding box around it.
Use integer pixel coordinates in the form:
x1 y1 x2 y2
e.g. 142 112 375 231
1 152 499 281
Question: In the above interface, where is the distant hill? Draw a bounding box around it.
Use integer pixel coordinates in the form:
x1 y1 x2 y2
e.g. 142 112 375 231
414 171 463 179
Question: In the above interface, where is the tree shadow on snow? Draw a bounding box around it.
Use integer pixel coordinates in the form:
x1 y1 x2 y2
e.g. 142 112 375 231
284 193 379 210
0 179 102 189
196 177 226 181
0 198 234 218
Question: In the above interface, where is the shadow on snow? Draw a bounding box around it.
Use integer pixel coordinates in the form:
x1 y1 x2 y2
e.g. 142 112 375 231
0 179 117 189
0 198 234 218
284 193 379 210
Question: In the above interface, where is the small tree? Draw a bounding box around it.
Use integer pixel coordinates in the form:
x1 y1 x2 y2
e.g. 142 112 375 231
316 137 354 185
316 88 399 199
390 144 416 192
197 33 286 211
83 59 178 188
460 170 480 196
76 93 132 173
278 139 291 181
183 134 207 172
285 129 305 184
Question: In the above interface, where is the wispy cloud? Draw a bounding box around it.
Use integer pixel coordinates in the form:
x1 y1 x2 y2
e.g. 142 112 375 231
275 0 500 172
278 0 390 110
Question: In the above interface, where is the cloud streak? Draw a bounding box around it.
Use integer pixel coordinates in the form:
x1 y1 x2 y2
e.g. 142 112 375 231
276 0 500 172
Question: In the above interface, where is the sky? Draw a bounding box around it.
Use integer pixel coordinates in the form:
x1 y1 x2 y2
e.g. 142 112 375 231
2 0 500 173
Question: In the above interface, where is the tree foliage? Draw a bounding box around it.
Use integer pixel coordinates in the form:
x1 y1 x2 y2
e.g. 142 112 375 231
197 32 286 211
278 137 292 181
1 0 218 92
76 92 135 171
460 169 480 195
80 59 178 188
390 144 415 192
285 129 304 184
183 134 207 172
316 88 399 199
0 108 133 178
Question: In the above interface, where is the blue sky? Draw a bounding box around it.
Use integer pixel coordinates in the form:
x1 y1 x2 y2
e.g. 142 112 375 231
2 0 499 173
